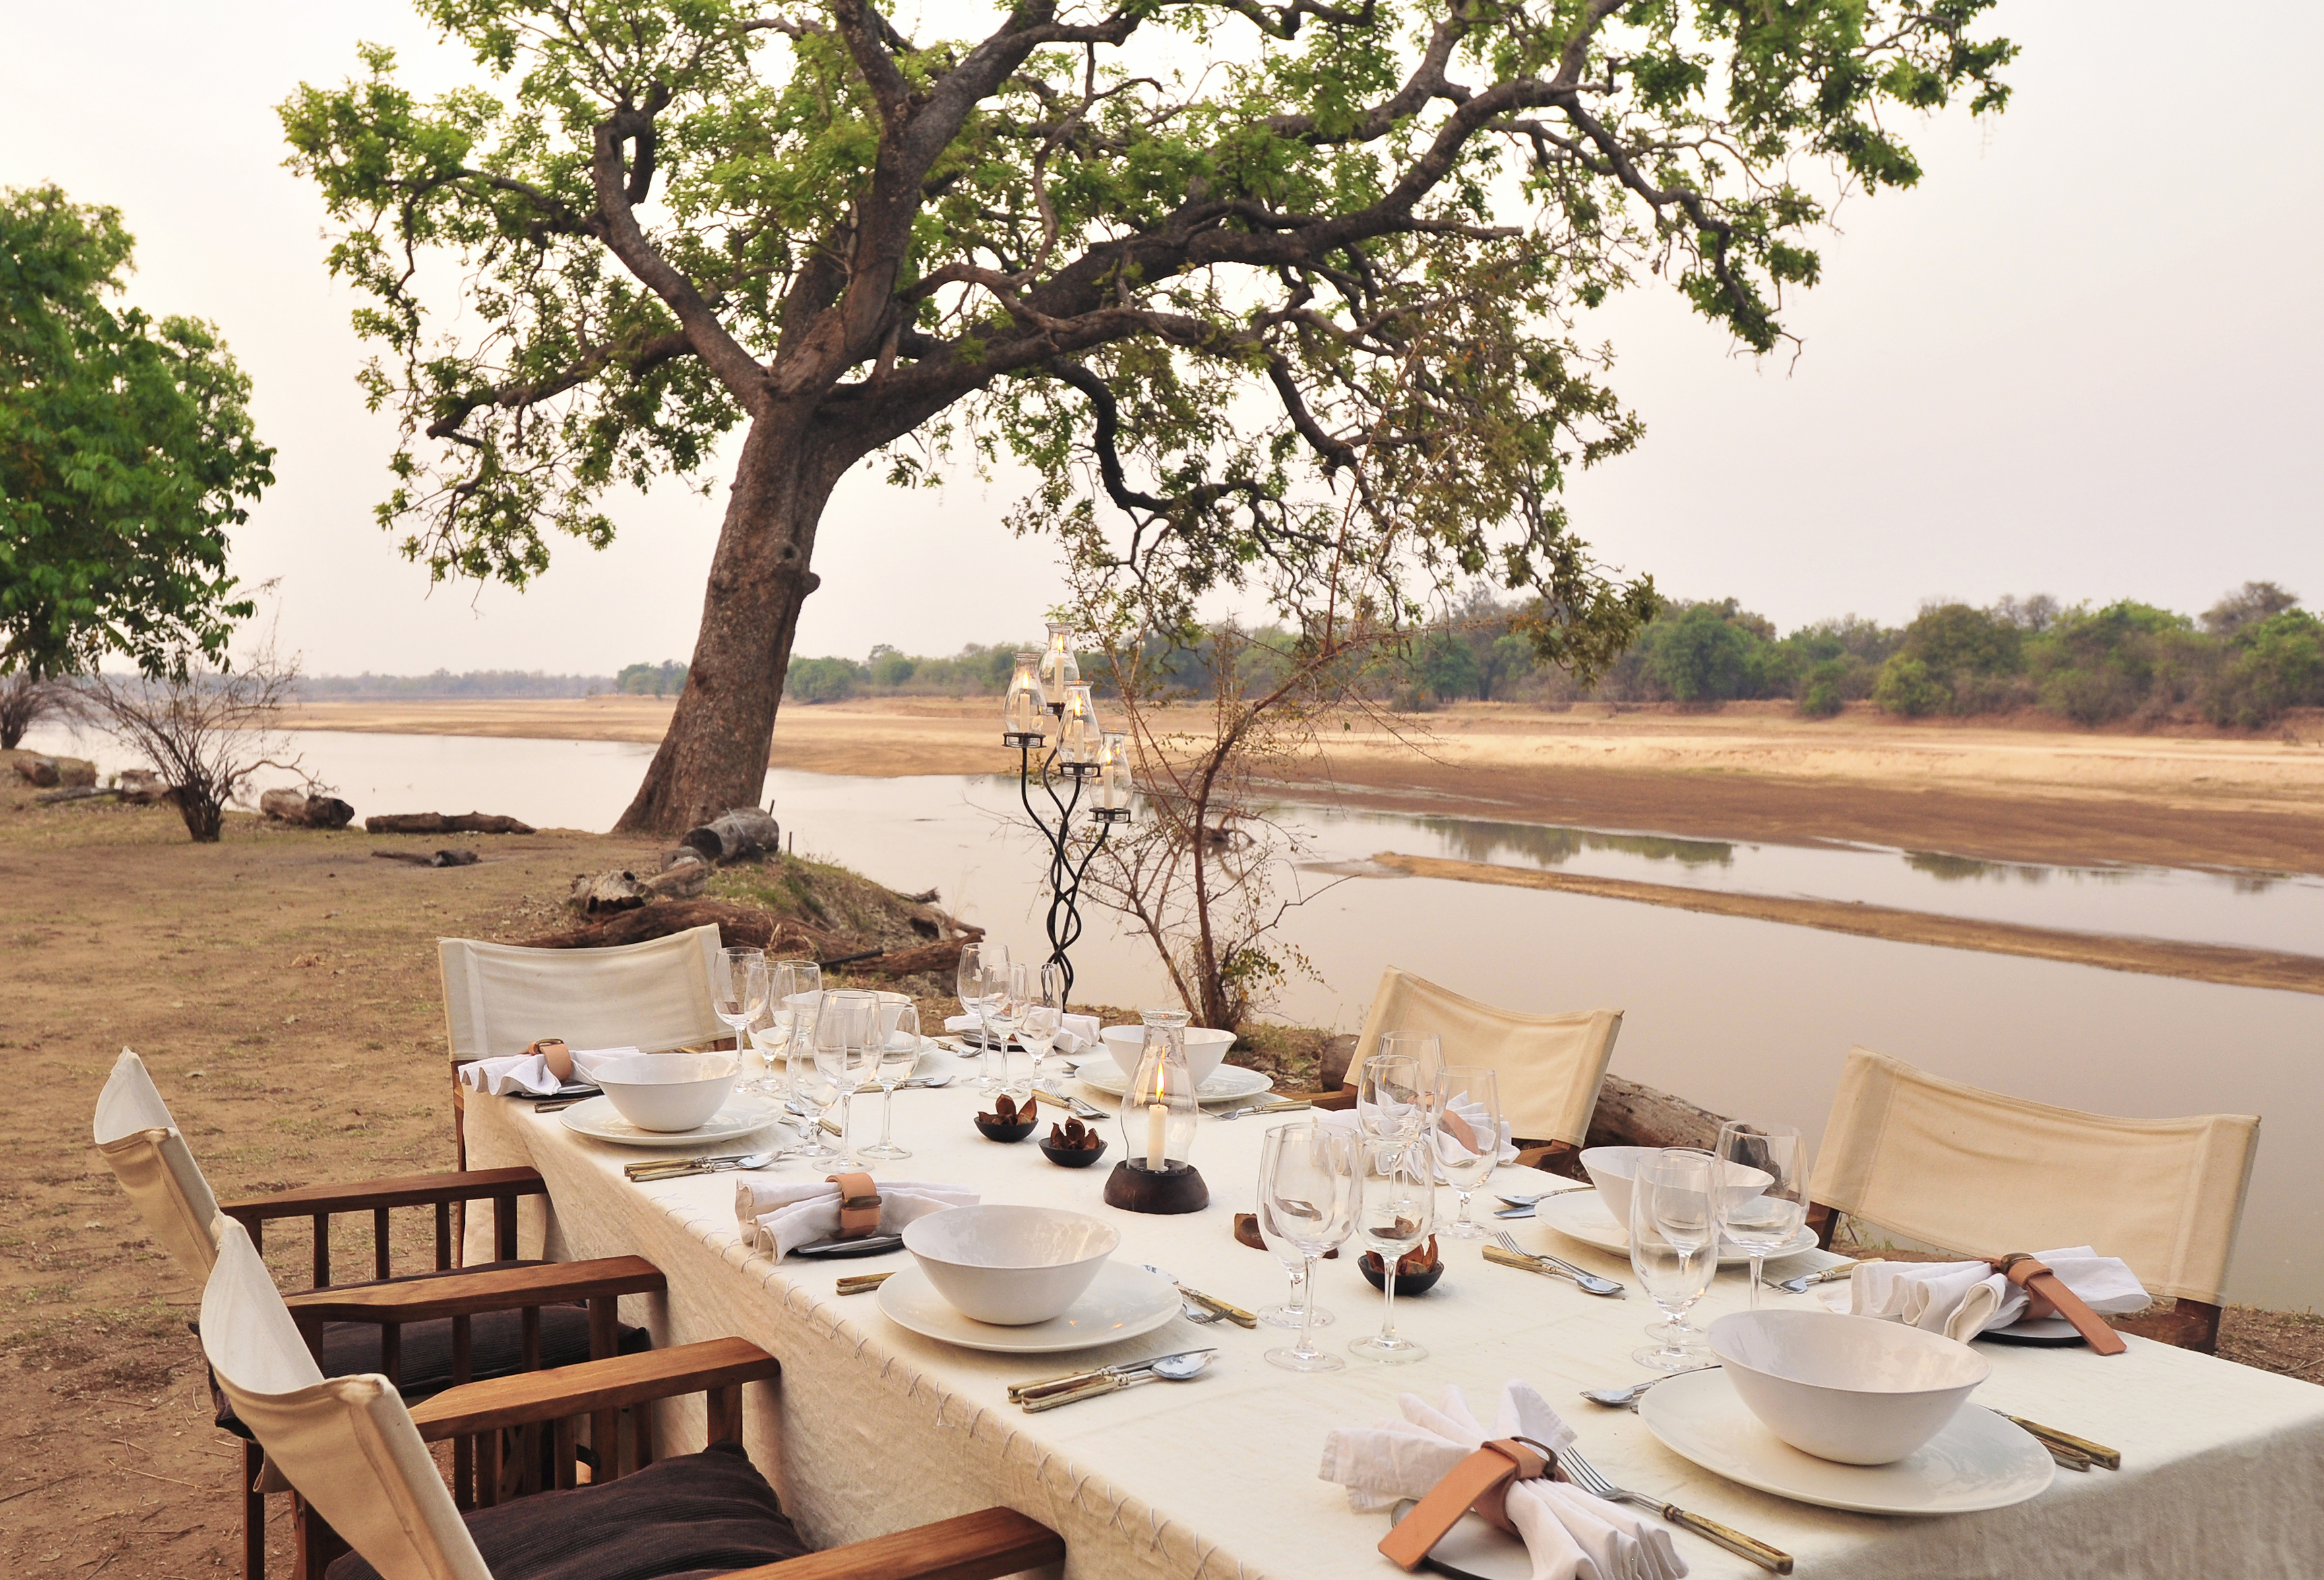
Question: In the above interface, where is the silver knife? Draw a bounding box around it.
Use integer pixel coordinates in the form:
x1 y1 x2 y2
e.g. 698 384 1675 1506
1006 1348 1215 1403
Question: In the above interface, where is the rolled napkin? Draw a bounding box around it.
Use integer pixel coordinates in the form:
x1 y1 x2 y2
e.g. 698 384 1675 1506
1322 1382 1686 1580
735 1177 978 1261
1849 1245 2147 1343
458 1044 639 1097
1432 1091 1520 1172
940 1012 1099 1052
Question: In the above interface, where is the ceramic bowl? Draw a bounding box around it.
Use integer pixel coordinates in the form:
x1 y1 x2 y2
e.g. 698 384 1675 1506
592 1052 739 1132
1709 1309 1991 1465
1581 1145 1771 1230
1101 1025 1236 1086
903 1205 1120 1324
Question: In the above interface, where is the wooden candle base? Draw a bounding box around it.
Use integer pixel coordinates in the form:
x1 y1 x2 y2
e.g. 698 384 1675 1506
1103 1161 1209 1215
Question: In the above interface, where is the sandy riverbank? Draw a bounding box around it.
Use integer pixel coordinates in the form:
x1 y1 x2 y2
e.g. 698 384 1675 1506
287 696 2324 876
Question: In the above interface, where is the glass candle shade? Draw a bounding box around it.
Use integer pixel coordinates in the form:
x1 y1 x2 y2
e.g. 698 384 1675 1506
1120 1008 1198 1172
1003 652 1048 740
1039 623 1080 708
1096 731 1132 812
1058 683 1099 765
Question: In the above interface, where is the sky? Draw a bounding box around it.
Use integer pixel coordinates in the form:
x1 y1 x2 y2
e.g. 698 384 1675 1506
3 1 2319 677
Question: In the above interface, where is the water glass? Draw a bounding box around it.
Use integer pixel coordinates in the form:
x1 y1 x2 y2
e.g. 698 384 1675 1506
1016 961 1067 1081
1258 1122 1356 1372
957 941 1006 1044
1715 1121 1811 1308
1256 1158 1337 1333
1349 1136 1432 1364
789 1040 844 1165
814 990 879 1167
861 1003 920 1162
1430 1065 1501 1239
1356 1050 1425 1150
1630 1149 1718 1371
774 960 821 1098
711 948 769 1058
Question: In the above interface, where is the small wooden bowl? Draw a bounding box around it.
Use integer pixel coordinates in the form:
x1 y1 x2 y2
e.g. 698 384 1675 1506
1040 1137 1108 1168
974 1115 1038 1143
1359 1250 1444 1296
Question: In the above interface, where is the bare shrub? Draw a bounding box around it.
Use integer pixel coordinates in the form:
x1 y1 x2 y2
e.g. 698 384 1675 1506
0 671 92 752
76 636 311 842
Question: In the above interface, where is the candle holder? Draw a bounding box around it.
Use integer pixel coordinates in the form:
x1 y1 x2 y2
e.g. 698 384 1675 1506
1000 631 1128 1004
1103 1010 1209 1214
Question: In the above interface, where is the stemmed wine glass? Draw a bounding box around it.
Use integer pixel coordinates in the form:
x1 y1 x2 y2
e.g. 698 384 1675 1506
1715 1121 1811 1308
1257 1148 1339 1335
814 990 878 1167
712 948 769 1076
859 1002 920 1162
1356 1050 1426 1153
1349 1136 1432 1364
789 1025 845 1164
978 959 1026 1092
744 959 797 1095
1258 1121 1357 1372
775 960 821 1103
1630 1149 1719 1370
1430 1065 1502 1239
1016 961 1067 1083
957 941 1006 1041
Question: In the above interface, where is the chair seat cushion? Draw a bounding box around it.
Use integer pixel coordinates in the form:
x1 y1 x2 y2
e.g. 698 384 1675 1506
324 1442 810 1580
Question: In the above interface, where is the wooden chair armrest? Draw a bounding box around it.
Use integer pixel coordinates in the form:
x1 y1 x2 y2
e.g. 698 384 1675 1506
1308 1089 1357 1112
721 1509 1064 1580
407 1338 779 1440
284 1256 663 1323
220 1167 545 1221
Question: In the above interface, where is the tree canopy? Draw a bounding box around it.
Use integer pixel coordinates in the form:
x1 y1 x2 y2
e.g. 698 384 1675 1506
0 186 274 677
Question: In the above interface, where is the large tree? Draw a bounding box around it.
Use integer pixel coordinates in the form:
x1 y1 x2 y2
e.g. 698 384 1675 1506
284 0 2011 833
0 187 274 677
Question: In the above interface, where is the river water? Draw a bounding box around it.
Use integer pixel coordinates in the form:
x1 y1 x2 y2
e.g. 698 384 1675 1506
27 725 2323 1308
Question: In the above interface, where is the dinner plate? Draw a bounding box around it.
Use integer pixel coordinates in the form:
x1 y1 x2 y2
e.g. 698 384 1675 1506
1383 1503 1529 1580
875 1263 1180 1354
1638 1368 2053 1515
1532 1189 1819 1266
1981 1316 2086 1347
1074 1063 1274 1106
789 1232 904 1260
557 1094 791 1149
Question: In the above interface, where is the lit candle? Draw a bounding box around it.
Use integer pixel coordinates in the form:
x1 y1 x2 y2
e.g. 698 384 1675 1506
1146 1101 1168 1172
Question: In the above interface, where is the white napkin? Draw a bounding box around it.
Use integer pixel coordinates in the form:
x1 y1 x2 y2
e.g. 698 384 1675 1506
1433 1091 1521 1171
1849 1246 2149 1342
1321 1382 1686 1580
734 1178 978 1261
458 1045 638 1097
944 1012 1100 1052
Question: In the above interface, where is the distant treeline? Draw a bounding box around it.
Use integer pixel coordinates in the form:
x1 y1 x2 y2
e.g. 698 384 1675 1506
299 669 613 699
771 580 2321 730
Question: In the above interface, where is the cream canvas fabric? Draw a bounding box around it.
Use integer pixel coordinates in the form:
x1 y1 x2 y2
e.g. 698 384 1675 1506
438 925 726 1066
92 1048 222 1281
1808 1047 2260 1305
201 1217 489 1580
1351 967 1621 1146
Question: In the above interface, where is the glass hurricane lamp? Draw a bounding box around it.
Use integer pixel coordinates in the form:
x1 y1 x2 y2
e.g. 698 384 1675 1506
1038 623 1080 709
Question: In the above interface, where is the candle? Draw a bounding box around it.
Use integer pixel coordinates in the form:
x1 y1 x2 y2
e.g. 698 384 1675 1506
1146 1101 1168 1172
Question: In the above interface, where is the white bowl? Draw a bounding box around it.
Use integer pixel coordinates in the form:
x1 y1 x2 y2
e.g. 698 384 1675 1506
1581 1145 1771 1231
1710 1310 1991 1465
1101 1025 1236 1087
592 1052 739 1132
902 1205 1120 1325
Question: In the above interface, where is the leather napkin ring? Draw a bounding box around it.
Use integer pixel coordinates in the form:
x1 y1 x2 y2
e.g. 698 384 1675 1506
523 1039 573 1083
1994 1254 2127 1356
1378 1438 1550 1571
828 1172 882 1240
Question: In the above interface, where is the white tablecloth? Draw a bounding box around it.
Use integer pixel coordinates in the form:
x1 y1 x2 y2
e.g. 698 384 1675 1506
465 1080 2324 1579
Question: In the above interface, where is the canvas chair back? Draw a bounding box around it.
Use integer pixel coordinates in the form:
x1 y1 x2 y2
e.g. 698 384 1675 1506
439 925 727 1066
1352 967 1622 1147
1808 1047 2260 1306
202 1215 489 1580
93 1048 222 1282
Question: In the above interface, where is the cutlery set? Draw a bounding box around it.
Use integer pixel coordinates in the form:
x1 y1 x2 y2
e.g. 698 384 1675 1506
624 1148 798 1182
1008 1349 1217 1412
1486 1231 1626 1296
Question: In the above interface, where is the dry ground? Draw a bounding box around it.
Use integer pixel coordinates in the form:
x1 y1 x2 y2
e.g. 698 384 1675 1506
0 789 2313 1577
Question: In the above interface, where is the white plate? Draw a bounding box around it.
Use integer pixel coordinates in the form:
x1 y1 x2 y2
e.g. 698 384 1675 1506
1638 1368 2053 1515
875 1262 1180 1354
1383 1505 1529 1580
1533 1189 1819 1266
1074 1063 1274 1106
557 1094 791 1149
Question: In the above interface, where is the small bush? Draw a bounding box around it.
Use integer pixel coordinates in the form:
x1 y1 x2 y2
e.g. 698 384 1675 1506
1873 655 1949 717
1797 659 1847 717
1388 682 1436 713
785 656 864 703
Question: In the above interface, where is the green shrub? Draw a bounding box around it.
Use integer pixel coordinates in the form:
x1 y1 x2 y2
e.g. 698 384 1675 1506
1797 659 1848 717
1899 603 2023 681
2201 611 2324 727
1873 655 1949 717
785 656 863 703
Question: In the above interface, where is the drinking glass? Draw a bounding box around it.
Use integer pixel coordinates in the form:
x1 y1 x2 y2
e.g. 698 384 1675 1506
789 1033 844 1164
1258 1122 1356 1372
744 959 797 1095
1349 1136 1432 1364
977 958 1027 1091
774 960 821 1101
1430 1065 1501 1240
1356 1051 1425 1151
711 947 769 1064
1715 1121 1811 1308
1256 1150 1337 1333
957 942 1007 1044
1630 1149 1718 1370
861 1003 920 1162
1016 961 1067 1082
1378 1030 1444 1097
814 990 878 1167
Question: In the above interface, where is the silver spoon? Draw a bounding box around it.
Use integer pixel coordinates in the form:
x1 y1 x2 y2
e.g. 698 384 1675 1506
1581 1364 1719 1409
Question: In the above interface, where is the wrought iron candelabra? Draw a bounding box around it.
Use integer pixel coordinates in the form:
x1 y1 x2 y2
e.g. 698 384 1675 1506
1001 633 1132 1008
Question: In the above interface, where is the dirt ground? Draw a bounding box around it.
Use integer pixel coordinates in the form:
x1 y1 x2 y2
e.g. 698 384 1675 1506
1 791 2314 1577
288 696 2324 876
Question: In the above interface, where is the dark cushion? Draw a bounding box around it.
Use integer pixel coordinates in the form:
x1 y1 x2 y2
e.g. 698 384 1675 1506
324 1442 810 1580
208 1263 650 1435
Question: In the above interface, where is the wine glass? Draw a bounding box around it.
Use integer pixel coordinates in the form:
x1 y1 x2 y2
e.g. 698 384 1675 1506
861 1002 920 1162
1257 1142 1339 1335
1016 961 1067 1082
1430 1065 1501 1240
1356 1050 1424 1152
1259 1122 1356 1372
744 959 797 1095
1378 1030 1444 1097
814 990 878 1167
1715 1121 1811 1308
789 1025 844 1165
774 960 821 1101
712 948 769 1065
978 957 1027 1092
1349 1136 1432 1364
957 941 1006 1044
1630 1149 1719 1370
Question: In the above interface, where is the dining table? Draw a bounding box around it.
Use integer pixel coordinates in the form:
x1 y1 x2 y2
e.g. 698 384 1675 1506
462 1067 2324 1579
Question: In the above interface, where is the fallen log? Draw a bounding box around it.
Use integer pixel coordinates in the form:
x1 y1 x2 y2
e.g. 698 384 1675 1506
12 755 58 787
365 811 535 835
260 788 356 829
117 769 172 805
35 785 123 805
372 849 480 867
1583 1072 1728 1152
680 806 781 865
644 857 708 900
523 898 784 951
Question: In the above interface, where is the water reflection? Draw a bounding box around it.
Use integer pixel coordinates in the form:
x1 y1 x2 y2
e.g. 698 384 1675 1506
1396 816 1736 870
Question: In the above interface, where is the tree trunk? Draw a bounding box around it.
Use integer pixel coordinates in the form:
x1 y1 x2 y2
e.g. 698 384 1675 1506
615 419 840 834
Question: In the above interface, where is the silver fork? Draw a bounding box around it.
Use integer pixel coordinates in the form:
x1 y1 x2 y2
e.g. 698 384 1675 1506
1556 1445 1794 1574
1490 1229 1625 1296
1033 1087 1109 1121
